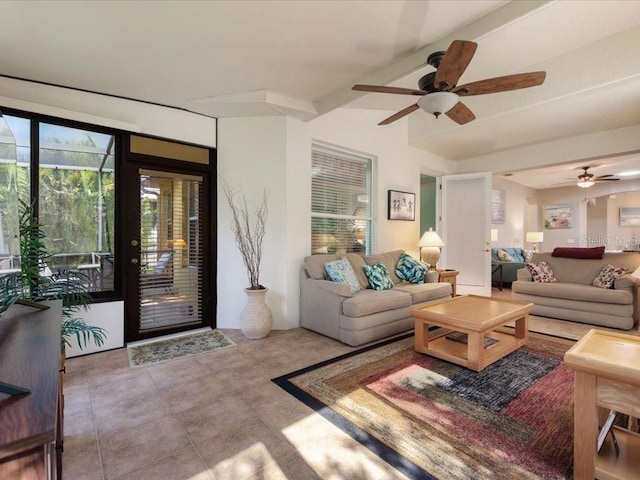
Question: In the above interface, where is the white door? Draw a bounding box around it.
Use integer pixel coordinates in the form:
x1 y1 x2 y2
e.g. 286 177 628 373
441 172 492 296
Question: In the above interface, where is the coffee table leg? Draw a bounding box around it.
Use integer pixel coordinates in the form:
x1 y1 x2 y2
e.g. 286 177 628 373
514 314 529 342
414 319 429 353
467 332 484 371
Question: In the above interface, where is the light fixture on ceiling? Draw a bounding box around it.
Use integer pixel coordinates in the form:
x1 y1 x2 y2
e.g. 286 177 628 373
417 92 459 118
577 179 595 188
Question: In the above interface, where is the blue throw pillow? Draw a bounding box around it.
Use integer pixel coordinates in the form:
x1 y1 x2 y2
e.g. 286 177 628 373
395 252 430 284
324 257 361 294
363 262 395 290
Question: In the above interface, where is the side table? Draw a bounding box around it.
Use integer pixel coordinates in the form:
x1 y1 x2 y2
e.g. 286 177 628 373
491 263 503 291
437 269 459 296
563 329 640 480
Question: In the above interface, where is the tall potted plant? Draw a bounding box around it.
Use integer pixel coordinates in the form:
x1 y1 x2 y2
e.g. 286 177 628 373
19 200 106 350
222 180 272 339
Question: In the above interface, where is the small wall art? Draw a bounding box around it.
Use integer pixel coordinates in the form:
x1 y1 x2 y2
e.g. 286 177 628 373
544 204 573 229
491 189 505 224
619 207 640 226
388 190 415 221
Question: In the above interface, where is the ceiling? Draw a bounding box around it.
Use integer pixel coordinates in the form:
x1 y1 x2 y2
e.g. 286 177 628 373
1 1 640 189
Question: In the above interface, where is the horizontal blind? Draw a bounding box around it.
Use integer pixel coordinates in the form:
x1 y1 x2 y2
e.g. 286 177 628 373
139 171 203 332
311 144 371 255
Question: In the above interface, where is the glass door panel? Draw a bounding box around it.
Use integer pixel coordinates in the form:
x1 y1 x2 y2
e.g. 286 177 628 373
138 169 203 334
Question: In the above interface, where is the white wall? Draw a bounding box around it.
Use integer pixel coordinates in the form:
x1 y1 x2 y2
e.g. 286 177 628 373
215 109 455 330
491 177 539 250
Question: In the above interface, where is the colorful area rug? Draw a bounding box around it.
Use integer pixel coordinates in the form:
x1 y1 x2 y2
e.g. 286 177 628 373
128 330 235 367
273 333 575 480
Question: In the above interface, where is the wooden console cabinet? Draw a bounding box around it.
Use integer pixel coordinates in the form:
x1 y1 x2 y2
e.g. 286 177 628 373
564 329 640 480
0 301 63 480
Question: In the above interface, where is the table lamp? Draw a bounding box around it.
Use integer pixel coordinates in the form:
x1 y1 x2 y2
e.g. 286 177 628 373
526 231 544 252
418 228 445 269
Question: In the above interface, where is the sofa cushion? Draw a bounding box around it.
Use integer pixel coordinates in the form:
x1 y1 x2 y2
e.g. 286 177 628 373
342 289 412 317
304 254 341 280
345 254 370 289
512 281 633 305
365 250 404 284
592 264 628 289
551 246 605 259
394 282 452 303
395 252 430 284
526 261 557 283
497 249 515 262
324 257 361 294
363 262 395 290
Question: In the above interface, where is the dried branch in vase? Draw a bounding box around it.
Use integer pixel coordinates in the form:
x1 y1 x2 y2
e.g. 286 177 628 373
222 180 268 290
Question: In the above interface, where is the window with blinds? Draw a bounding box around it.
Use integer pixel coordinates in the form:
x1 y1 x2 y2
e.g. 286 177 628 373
311 144 372 255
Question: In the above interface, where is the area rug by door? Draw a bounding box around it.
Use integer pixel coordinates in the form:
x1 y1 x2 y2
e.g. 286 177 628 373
128 330 235 367
273 333 575 480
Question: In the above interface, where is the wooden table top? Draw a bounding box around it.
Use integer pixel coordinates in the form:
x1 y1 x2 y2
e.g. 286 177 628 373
411 294 533 331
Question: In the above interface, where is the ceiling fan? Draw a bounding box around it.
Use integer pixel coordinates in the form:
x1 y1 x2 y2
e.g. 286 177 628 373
576 166 620 188
352 40 546 126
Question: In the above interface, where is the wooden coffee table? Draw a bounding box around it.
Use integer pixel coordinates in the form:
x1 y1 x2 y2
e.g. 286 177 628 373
412 295 532 371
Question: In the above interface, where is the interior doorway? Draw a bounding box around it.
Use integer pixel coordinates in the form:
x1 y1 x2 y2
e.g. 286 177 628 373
420 174 437 236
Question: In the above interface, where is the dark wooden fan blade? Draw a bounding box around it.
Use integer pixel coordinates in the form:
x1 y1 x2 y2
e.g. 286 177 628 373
434 40 477 90
445 102 475 125
595 174 615 179
353 84 426 96
378 104 420 125
453 72 546 96
595 178 620 182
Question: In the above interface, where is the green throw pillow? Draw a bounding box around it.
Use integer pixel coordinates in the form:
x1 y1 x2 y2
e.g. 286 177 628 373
324 257 361 294
395 252 430 284
363 262 395 290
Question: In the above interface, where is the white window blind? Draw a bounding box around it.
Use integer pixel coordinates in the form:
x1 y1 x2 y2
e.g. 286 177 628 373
311 144 371 255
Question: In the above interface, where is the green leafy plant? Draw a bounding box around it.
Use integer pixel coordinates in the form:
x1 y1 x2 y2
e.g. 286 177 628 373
19 200 106 349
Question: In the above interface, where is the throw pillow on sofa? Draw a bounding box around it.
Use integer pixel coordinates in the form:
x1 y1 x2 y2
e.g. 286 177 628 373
395 252 430 284
526 261 557 283
325 257 361 294
363 262 395 290
592 264 628 289
497 249 515 262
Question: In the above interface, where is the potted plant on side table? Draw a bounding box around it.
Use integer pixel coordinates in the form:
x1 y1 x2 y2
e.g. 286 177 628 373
222 180 272 339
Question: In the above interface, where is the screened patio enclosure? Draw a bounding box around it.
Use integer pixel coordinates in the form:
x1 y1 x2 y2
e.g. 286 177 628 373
0 111 116 294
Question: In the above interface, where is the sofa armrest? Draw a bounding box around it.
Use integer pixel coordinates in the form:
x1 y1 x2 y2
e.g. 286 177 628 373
516 268 532 282
425 270 439 283
614 273 635 290
312 279 353 297
300 276 352 341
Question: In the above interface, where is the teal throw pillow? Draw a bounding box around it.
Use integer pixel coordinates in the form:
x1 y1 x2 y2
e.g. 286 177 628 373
395 252 430 284
363 262 395 290
324 257 361 294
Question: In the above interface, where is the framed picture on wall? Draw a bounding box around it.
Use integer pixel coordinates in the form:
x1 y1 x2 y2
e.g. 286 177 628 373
491 189 505 224
544 204 573 229
388 190 415 221
619 207 640 226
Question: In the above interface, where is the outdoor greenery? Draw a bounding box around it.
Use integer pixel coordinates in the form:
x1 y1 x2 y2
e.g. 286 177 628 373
19 200 106 349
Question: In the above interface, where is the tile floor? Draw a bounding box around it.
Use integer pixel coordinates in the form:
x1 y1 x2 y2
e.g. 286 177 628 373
63 327 414 480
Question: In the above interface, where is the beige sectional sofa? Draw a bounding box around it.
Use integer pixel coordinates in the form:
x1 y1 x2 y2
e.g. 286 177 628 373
300 250 452 346
511 251 640 330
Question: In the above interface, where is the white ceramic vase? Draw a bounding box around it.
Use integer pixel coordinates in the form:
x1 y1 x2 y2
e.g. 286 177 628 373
240 287 273 339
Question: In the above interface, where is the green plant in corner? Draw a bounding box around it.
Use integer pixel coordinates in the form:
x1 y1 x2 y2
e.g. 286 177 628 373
19 200 106 350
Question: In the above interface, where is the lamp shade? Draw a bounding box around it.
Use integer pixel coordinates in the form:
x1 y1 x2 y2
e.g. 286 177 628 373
417 92 459 118
526 232 544 243
418 228 445 268
577 179 595 188
418 228 445 248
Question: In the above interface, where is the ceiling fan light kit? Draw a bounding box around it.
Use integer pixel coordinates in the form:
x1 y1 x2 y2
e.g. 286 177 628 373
577 179 595 188
417 92 459 118
576 166 620 188
353 40 546 126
